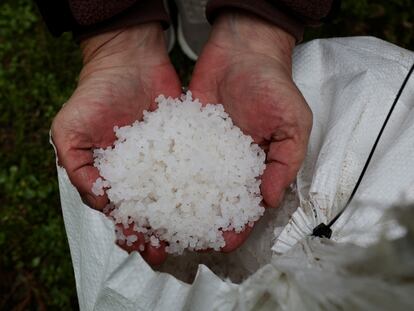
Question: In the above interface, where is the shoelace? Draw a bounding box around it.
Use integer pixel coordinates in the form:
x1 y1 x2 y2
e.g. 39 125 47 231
312 62 414 239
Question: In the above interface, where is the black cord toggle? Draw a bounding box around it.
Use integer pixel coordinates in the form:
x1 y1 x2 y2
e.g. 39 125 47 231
312 223 332 238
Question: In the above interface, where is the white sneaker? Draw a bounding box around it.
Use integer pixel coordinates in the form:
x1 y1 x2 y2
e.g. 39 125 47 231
175 0 211 60
164 25 176 53
164 0 176 53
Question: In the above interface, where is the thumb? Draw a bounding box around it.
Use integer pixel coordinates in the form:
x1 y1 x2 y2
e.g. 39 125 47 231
57 146 109 210
261 138 306 208
221 225 254 253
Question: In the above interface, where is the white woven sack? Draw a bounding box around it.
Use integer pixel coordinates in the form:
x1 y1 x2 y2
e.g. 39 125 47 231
55 37 414 311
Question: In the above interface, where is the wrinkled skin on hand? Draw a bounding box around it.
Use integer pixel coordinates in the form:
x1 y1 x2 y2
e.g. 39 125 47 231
190 12 312 252
51 23 181 265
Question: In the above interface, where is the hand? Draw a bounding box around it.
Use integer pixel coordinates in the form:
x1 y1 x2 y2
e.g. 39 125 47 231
51 23 181 265
190 11 312 252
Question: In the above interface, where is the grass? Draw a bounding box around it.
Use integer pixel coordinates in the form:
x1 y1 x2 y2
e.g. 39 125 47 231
0 0 413 309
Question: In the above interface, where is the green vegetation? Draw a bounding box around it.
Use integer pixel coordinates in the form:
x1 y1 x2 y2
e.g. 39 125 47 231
304 0 414 48
0 0 413 309
0 1 81 309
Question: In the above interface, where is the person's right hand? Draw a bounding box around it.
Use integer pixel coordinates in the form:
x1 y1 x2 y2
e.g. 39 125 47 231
51 23 181 265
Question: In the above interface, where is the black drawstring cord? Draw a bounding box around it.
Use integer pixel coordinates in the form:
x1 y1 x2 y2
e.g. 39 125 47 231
312 62 414 239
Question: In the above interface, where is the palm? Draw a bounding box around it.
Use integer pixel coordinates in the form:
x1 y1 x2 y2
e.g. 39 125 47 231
190 43 312 251
53 59 181 208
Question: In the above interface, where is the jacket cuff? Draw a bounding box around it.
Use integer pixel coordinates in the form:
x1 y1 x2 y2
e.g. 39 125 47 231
35 0 170 41
73 1 170 42
206 0 305 42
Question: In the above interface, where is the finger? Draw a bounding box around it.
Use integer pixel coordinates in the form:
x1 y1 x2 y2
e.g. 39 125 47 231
193 225 255 254
77 167 109 210
52 118 111 211
116 224 146 253
117 224 167 266
63 148 109 210
261 162 289 208
261 139 305 208
141 241 167 266
221 225 253 253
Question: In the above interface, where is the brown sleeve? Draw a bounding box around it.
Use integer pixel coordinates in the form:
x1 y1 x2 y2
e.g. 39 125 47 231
206 0 337 42
35 0 170 40
72 1 170 41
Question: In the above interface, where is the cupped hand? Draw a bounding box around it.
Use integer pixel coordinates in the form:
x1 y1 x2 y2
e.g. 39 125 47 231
51 23 181 265
190 12 312 252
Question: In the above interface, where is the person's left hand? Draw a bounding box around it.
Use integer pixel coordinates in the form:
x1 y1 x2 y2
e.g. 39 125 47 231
190 11 312 252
